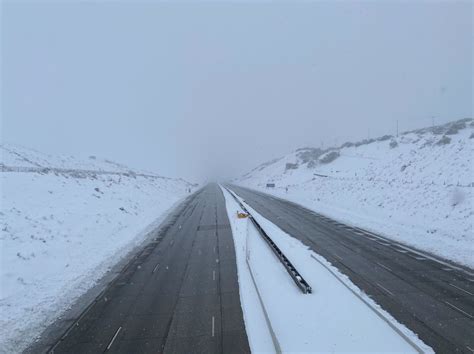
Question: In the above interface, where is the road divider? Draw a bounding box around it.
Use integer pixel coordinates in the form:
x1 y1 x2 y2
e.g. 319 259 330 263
224 186 312 294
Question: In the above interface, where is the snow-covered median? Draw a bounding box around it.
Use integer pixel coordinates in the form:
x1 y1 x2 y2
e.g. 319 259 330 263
0 144 193 353
237 119 474 268
222 187 432 353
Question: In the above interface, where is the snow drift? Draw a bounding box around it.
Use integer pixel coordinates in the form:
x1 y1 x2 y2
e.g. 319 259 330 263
237 118 474 268
0 144 193 353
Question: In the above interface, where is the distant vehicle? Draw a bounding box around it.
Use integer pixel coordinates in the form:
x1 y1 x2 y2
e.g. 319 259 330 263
266 183 275 188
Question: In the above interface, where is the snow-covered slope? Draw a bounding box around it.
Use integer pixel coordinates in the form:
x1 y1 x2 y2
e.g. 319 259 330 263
2 144 142 173
237 118 474 268
0 144 194 353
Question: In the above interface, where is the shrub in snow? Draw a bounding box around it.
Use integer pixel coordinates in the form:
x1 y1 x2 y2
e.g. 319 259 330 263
285 162 299 171
451 188 466 207
354 138 375 147
341 141 355 148
445 121 465 135
297 148 324 165
307 160 317 168
436 135 451 146
377 135 392 142
319 151 340 164
445 127 458 135
432 126 445 135
389 140 398 148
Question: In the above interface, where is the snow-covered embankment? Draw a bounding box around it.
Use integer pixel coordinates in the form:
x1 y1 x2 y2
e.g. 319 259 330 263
0 144 193 352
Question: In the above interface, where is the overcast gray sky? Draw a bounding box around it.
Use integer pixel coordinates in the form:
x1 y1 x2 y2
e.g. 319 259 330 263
1 1 472 182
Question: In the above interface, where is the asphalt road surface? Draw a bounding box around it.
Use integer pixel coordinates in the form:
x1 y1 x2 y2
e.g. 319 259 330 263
48 184 249 354
230 185 474 354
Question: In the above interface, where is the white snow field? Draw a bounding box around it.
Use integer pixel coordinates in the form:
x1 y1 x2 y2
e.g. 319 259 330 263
0 144 194 353
237 118 474 268
222 187 432 353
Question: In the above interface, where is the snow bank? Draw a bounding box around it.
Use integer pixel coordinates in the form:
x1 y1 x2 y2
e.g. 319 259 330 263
0 144 193 353
237 119 474 268
222 187 431 353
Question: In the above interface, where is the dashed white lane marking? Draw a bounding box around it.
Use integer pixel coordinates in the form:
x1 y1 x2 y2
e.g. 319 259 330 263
376 262 393 272
106 326 122 351
410 255 427 261
466 345 474 353
333 253 343 261
340 241 352 248
321 218 474 281
449 283 474 296
376 283 395 297
354 226 444 263
211 316 215 337
213 270 216 281
444 301 473 319
152 263 160 273
359 228 474 277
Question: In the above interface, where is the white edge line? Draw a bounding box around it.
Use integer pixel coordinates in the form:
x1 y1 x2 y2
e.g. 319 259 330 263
211 316 215 337
376 282 395 297
106 326 122 351
333 253 343 261
356 228 474 277
448 283 474 296
376 262 393 273
444 301 473 319
152 263 160 273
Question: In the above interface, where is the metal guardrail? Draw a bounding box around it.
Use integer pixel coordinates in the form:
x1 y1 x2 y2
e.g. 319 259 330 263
224 186 312 294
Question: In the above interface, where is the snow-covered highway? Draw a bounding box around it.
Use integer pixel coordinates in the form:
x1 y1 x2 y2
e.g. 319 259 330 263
20 184 474 353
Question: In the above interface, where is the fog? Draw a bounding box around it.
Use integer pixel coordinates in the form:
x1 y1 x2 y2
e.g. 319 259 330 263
1 1 472 182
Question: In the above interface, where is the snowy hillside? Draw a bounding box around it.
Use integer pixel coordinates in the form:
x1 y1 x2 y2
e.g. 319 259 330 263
0 144 194 352
237 118 474 268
